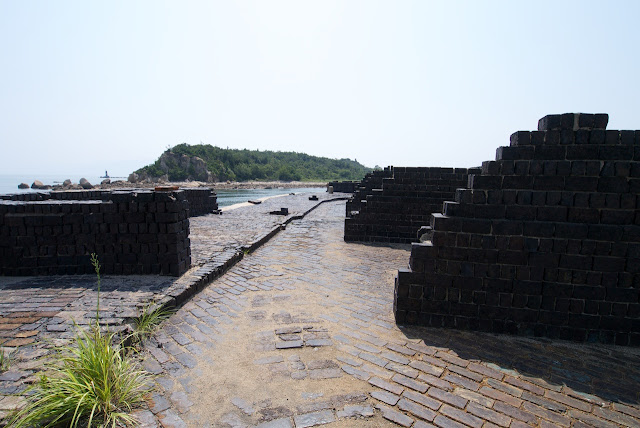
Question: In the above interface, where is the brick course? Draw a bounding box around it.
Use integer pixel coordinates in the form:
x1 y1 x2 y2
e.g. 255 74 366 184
0 187 218 217
345 167 480 243
0 189 196 276
328 181 359 193
393 113 640 345
345 167 393 216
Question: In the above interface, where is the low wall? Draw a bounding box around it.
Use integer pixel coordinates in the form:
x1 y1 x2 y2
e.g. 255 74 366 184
0 190 191 276
328 181 359 193
0 188 218 217
345 167 480 243
174 188 218 216
394 113 640 345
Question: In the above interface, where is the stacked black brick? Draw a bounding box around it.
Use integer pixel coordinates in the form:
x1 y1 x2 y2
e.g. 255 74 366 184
1 188 217 217
345 167 393 216
0 190 191 276
1 190 112 202
176 188 218 216
328 181 359 193
50 190 111 201
394 113 640 345
345 167 480 243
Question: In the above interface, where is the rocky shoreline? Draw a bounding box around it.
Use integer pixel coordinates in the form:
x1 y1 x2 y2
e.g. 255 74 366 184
18 179 328 192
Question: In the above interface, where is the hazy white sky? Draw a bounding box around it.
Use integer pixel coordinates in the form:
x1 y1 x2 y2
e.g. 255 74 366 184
1 1 638 176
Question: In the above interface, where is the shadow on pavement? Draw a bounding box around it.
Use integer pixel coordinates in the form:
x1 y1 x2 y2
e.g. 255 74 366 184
401 324 640 406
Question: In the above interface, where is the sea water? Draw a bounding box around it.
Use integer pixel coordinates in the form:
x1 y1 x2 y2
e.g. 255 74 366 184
0 175 326 208
214 187 326 207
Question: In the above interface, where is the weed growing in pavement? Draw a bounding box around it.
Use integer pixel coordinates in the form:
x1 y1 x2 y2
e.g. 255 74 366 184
7 254 153 428
130 303 174 345
0 348 10 372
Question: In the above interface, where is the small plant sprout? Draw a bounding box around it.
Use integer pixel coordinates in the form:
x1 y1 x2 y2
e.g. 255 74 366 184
90 253 101 324
131 304 174 344
0 347 11 372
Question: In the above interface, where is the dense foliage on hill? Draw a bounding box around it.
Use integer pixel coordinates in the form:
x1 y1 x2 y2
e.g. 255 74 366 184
136 144 372 182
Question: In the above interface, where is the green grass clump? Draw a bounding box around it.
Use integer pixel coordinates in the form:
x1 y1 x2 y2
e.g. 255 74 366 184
130 304 173 344
8 326 150 427
7 254 153 427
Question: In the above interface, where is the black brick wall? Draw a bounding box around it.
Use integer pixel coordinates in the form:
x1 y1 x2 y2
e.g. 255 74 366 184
0 187 218 217
393 113 640 345
0 189 192 276
176 188 218 216
345 166 480 243
345 167 393 216
328 181 359 193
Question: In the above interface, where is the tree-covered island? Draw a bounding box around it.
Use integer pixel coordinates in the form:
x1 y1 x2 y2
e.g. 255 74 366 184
135 144 372 182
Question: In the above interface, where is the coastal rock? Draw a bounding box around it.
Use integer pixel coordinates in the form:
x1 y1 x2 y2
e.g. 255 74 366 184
18 183 29 189
128 173 139 183
101 178 111 185
31 180 45 189
79 178 93 189
63 179 71 187
134 150 216 183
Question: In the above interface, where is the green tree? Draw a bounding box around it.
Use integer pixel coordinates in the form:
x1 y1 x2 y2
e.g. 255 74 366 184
136 144 372 182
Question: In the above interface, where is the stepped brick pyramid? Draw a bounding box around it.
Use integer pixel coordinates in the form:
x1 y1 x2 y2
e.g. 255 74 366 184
394 113 640 345
345 166 480 243
345 167 392 216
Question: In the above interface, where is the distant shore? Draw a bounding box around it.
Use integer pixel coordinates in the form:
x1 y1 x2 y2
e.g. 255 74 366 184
6 179 329 193
101 180 328 191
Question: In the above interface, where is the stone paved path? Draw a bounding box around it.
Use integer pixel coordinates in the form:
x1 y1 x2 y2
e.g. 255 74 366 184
0 191 341 422
142 201 640 428
0 274 174 421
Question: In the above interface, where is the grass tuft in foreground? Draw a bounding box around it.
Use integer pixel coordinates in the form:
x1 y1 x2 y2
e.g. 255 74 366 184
7 254 153 427
7 326 151 427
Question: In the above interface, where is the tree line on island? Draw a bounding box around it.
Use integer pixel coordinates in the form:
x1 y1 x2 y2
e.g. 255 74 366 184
135 144 375 182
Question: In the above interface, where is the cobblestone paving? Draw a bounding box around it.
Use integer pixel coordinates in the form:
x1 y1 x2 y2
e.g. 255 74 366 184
143 201 640 428
0 274 174 421
0 191 340 422
190 192 341 265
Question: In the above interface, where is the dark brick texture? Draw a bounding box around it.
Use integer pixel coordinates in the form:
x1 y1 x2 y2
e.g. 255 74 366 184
345 167 480 243
0 188 218 276
328 181 360 193
392 113 640 345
